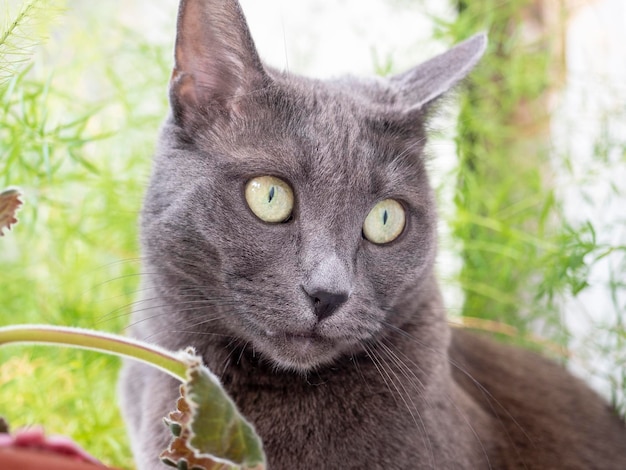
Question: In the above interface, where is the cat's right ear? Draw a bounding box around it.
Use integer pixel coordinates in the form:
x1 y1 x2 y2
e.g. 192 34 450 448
169 0 268 124
391 33 487 112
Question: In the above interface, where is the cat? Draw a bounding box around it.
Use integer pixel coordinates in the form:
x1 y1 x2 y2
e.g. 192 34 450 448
118 0 626 468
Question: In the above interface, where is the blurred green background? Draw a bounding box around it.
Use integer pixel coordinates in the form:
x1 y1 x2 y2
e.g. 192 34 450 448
1 1 172 467
1 0 625 468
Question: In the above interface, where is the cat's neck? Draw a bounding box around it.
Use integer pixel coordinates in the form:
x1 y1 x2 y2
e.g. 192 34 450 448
204 274 498 469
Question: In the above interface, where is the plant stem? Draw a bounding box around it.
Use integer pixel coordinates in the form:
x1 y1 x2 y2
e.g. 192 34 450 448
0 324 188 381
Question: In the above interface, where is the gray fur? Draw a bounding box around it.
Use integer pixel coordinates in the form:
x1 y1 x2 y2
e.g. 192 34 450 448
119 0 626 468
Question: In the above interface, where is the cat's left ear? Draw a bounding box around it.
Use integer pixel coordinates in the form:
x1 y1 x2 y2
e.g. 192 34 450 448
391 33 487 111
169 0 269 124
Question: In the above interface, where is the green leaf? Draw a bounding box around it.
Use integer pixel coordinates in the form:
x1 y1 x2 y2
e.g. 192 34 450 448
188 365 265 468
161 357 266 470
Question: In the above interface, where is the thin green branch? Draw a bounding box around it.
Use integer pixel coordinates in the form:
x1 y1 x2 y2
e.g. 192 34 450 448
0 0 63 85
0 324 188 381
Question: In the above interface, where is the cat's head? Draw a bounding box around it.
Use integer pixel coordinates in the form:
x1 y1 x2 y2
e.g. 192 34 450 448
140 0 486 372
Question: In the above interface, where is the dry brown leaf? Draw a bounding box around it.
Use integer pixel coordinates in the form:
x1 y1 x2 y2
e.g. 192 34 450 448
160 387 233 470
0 188 23 236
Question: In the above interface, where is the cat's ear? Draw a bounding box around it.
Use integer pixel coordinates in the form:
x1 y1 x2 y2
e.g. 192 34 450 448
169 0 268 123
391 33 487 111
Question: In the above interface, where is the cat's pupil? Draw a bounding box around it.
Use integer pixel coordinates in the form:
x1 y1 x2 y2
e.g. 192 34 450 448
383 210 388 225
268 186 275 203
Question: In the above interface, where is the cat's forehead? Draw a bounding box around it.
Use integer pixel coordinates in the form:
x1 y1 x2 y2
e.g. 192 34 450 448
201 74 428 200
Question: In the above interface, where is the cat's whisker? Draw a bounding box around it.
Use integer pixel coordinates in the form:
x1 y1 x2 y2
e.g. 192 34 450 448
96 294 215 324
349 352 368 388
167 330 231 338
394 135 429 162
106 299 238 326
362 344 399 409
377 338 427 391
175 315 232 331
121 305 231 336
364 343 435 467
279 7 289 73
374 341 435 468
380 320 533 459
138 314 234 342
235 341 249 366
379 337 493 470
94 257 145 270
217 338 238 372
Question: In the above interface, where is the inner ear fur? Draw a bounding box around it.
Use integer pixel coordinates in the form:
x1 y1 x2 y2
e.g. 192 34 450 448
170 0 270 123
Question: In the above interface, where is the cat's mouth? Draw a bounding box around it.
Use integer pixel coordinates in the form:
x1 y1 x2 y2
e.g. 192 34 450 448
265 329 318 340
265 328 327 349
256 327 346 370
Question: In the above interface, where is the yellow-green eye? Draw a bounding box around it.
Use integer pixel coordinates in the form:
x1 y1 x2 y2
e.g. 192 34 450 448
363 199 405 244
245 176 294 223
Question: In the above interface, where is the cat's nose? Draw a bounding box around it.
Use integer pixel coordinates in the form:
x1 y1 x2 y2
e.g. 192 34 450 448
306 289 349 321
302 252 351 320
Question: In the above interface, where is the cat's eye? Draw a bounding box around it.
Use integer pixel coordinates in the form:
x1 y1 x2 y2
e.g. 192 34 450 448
245 176 294 223
363 199 406 244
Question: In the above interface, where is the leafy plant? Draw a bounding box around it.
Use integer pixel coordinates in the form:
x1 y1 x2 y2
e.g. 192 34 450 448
0 324 266 470
434 0 626 414
0 0 63 85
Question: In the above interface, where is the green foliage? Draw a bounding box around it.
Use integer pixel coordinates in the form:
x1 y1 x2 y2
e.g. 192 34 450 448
0 1 172 467
0 0 62 85
438 0 560 335
435 0 626 413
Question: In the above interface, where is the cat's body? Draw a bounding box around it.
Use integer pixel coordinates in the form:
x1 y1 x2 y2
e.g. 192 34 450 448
119 0 626 468
122 325 626 469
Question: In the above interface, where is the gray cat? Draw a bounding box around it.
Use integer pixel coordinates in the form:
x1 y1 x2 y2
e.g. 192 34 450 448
119 0 626 468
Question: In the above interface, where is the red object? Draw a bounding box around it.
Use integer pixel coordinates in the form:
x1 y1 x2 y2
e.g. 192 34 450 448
0 447 120 469
0 427 121 469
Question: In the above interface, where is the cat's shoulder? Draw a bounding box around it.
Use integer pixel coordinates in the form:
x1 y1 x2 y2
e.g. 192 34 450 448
449 327 626 468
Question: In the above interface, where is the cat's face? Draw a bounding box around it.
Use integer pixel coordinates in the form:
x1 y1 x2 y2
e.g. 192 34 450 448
140 0 485 371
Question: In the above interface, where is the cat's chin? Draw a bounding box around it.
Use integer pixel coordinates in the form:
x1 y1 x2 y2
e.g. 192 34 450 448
254 329 354 372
